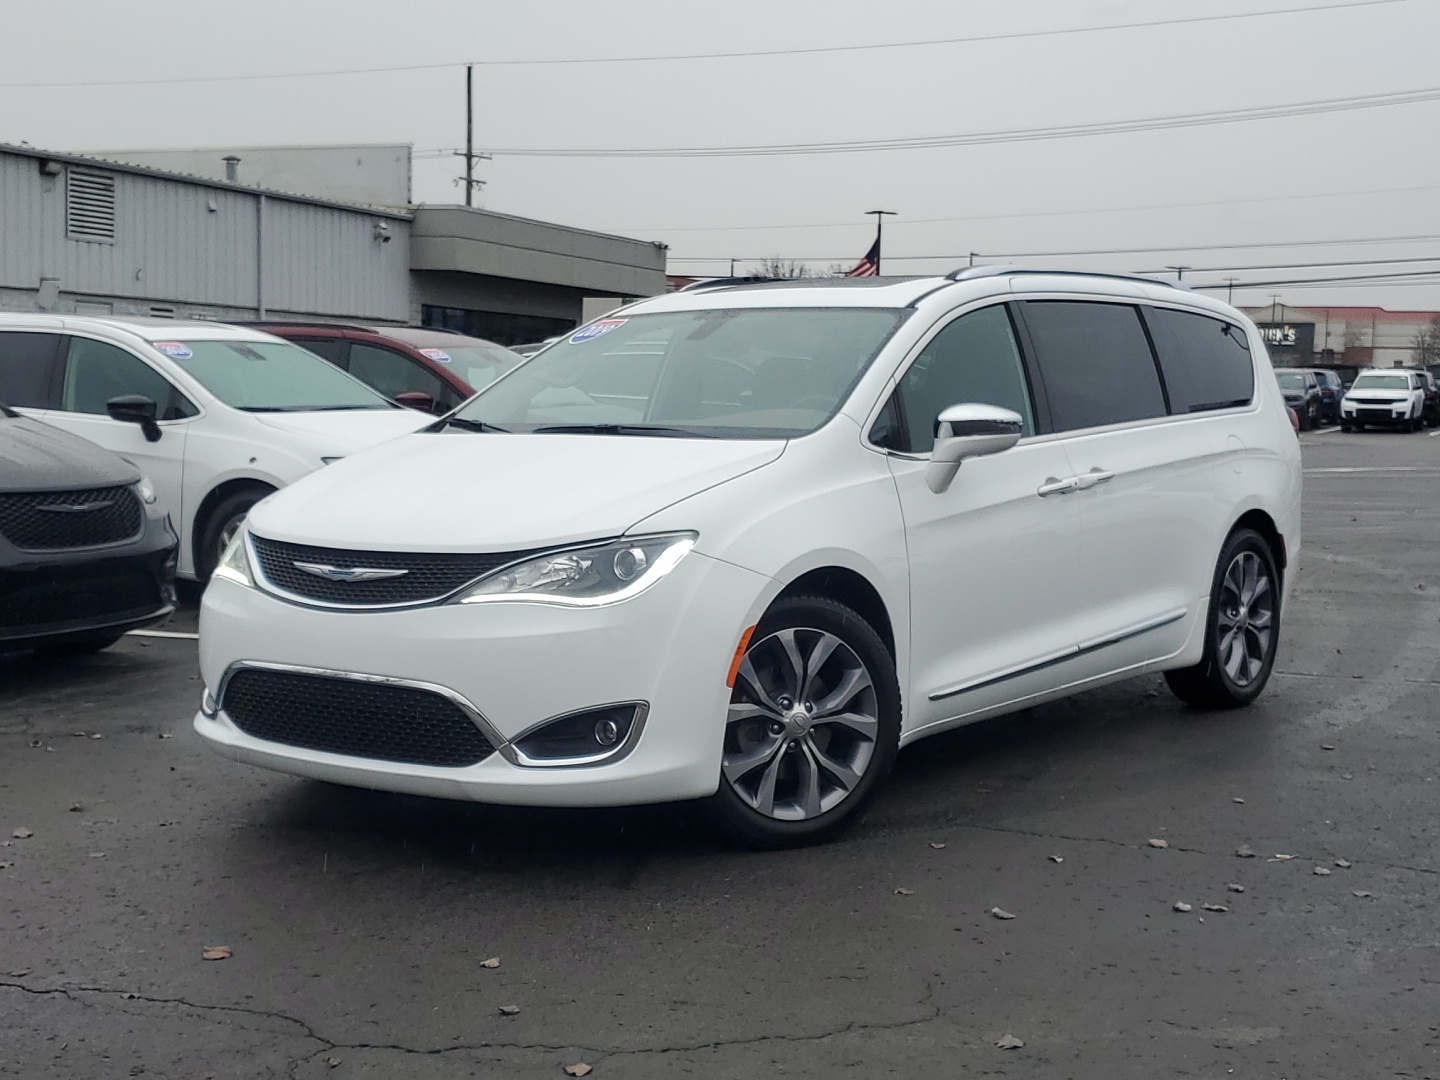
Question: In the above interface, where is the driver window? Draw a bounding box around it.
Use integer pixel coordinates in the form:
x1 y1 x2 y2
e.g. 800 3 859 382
879 305 1034 452
61 337 196 419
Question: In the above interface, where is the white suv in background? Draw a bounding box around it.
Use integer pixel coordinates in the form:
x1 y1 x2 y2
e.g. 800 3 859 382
1339 369 1427 432
196 270 1301 847
0 317 428 580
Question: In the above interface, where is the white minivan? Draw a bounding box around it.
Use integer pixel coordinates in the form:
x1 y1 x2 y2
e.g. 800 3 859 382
196 270 1302 846
0 316 428 579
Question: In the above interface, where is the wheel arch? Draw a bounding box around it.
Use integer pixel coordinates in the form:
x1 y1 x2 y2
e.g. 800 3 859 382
772 565 896 660
1231 508 1287 574
192 477 276 570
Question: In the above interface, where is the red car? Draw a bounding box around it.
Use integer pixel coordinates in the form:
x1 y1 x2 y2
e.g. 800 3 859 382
245 323 524 414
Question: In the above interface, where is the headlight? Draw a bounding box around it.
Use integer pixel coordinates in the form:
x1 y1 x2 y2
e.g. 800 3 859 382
455 533 696 606
212 529 255 588
135 476 157 505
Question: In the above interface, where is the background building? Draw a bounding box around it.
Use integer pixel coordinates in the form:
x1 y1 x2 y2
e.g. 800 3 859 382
0 143 667 345
1242 303 1440 372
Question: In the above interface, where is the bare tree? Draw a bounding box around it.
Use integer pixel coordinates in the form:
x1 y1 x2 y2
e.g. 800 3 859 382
1411 314 1440 367
751 257 813 279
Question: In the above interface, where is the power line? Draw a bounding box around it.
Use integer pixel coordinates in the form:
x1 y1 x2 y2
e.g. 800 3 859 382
586 183 1440 235
1137 254 1440 274
0 0 1410 88
481 84 1440 158
1193 268 1440 289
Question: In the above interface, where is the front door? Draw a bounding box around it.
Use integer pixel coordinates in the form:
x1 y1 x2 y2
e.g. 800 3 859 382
877 304 1085 734
43 336 193 532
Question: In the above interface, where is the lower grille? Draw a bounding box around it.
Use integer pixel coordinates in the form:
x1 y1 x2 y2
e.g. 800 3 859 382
0 486 142 551
222 668 495 767
249 535 541 607
0 567 163 635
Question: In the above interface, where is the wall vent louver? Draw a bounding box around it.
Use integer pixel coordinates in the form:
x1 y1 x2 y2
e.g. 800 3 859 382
66 171 116 242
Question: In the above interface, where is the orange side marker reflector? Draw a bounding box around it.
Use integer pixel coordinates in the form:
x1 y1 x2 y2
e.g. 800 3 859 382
725 625 757 688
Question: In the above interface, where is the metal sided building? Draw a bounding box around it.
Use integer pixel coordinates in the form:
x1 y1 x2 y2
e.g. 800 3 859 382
0 144 668 344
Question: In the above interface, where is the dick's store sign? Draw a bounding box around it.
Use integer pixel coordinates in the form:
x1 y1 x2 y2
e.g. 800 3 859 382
1256 322 1315 355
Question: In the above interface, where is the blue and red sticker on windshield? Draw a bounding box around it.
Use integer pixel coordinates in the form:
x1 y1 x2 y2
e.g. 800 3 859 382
420 348 452 363
569 318 627 344
153 342 193 359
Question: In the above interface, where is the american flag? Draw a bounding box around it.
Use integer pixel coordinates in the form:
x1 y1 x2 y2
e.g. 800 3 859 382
846 238 880 277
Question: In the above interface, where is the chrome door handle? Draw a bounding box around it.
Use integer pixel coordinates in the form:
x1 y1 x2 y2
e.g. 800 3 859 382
1074 469 1115 490
1037 476 1079 497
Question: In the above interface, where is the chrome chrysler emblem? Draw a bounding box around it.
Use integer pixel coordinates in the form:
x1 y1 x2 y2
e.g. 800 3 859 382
292 561 409 583
39 499 113 514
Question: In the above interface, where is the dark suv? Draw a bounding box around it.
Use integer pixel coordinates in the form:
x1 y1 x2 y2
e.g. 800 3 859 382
247 324 523 415
1311 369 1344 424
1274 368 1321 430
1 404 176 655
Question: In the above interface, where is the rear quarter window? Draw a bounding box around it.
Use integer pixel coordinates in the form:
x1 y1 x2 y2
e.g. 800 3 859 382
1142 308 1254 413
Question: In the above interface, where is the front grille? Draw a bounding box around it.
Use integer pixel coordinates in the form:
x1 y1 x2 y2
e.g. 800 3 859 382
0 486 142 551
0 566 162 635
221 668 495 767
250 535 541 606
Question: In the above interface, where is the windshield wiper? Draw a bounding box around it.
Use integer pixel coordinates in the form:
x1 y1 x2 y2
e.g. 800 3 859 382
434 416 511 433
529 423 715 438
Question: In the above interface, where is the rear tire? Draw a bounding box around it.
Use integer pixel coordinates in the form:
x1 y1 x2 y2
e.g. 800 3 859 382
196 488 269 581
707 596 901 848
1165 528 1281 709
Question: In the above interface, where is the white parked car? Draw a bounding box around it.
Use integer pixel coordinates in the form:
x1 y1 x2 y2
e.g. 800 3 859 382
196 270 1302 846
1339 369 1427 432
0 317 428 579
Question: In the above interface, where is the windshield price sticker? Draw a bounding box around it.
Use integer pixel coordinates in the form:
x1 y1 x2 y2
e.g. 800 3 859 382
570 318 627 344
154 342 194 359
420 348 452 363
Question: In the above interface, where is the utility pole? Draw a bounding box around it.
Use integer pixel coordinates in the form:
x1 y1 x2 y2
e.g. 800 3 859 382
1270 294 1282 323
1165 265 1191 281
865 209 896 274
454 65 491 207
1224 277 1239 304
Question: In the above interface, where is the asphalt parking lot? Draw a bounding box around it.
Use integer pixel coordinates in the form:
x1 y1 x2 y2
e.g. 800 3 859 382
3 425 1438 1079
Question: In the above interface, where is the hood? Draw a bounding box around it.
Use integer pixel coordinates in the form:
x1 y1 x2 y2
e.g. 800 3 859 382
0 415 140 493
248 408 429 453
248 432 786 550
1346 387 1409 400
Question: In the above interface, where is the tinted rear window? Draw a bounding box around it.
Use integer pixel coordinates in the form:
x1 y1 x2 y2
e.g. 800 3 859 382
1144 308 1254 413
1020 301 1166 432
0 332 61 409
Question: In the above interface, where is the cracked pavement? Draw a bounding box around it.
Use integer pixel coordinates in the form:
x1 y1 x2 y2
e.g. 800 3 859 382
3 428 1439 1078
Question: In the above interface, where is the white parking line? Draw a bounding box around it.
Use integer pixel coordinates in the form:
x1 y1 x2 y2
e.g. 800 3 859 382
126 629 199 640
1304 466 1430 474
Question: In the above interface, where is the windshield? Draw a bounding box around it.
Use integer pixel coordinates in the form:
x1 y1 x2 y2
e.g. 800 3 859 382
1351 374 1410 391
1275 373 1307 391
449 308 909 438
161 340 394 411
426 344 525 391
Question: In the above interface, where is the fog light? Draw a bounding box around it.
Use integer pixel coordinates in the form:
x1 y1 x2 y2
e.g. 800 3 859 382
612 546 648 582
512 704 646 764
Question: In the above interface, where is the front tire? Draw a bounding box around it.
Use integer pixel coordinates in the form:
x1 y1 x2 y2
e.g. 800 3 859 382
1165 528 1281 709
196 488 269 581
708 596 901 848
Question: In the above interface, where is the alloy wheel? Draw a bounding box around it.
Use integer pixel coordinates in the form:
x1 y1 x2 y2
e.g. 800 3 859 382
1216 551 1275 688
723 627 879 821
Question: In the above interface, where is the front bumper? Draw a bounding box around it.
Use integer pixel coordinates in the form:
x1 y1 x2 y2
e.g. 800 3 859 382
194 549 771 806
0 513 177 650
1341 402 1412 424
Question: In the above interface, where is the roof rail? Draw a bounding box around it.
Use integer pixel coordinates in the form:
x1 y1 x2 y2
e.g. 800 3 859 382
676 275 787 293
947 266 1184 290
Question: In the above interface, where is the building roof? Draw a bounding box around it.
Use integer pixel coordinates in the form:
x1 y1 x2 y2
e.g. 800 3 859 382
1243 304 1439 322
0 143 413 220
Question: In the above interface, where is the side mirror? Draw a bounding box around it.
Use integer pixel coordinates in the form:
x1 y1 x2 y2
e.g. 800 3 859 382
393 391 437 412
926 403 1024 493
106 394 161 442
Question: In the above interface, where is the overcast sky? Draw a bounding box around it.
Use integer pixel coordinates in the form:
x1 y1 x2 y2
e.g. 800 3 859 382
4 0 1439 311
